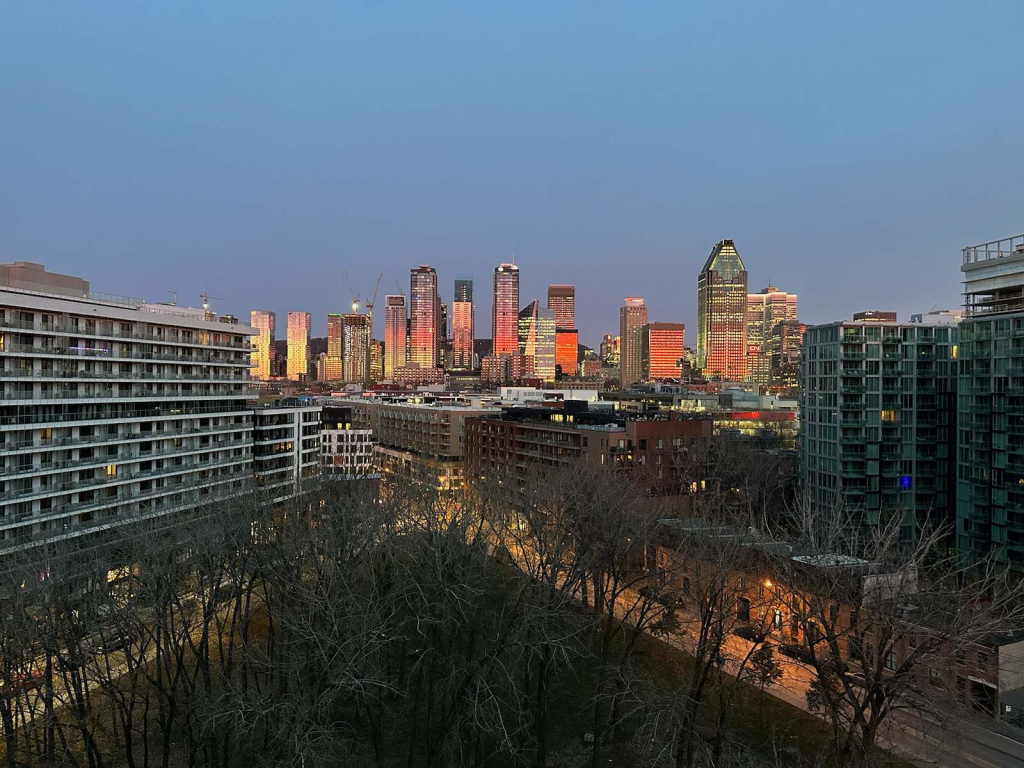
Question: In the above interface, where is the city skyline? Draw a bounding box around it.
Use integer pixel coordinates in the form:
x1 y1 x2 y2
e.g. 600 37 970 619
6 5 1020 348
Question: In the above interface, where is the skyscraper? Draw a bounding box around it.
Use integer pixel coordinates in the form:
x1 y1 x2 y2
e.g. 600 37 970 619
342 313 371 383
250 310 276 381
555 329 579 376
286 311 311 381
547 284 576 331
518 300 556 382
383 294 408 378
452 278 474 369
641 323 685 381
746 286 797 385
619 298 648 387
410 265 439 369
325 313 343 380
492 263 520 357
697 239 749 380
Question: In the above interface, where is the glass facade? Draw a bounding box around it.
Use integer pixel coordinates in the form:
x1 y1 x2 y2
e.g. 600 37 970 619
619 298 647 386
383 294 407 378
452 279 474 369
697 240 748 381
642 322 685 380
286 311 311 380
409 265 438 369
547 284 576 331
800 320 958 541
492 264 520 357
747 286 797 385
250 310 275 381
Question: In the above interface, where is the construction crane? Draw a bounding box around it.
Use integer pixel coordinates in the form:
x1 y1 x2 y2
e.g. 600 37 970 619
199 292 222 311
364 273 383 314
343 269 360 313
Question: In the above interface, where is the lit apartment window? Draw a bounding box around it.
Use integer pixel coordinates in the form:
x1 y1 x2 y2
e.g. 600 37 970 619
105 464 117 478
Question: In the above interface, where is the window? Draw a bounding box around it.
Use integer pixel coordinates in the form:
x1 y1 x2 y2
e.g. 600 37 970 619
978 652 989 671
885 652 897 671
929 668 943 688
773 609 783 630
737 597 750 622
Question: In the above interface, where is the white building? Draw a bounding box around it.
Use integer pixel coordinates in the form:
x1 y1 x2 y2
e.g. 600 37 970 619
252 404 322 504
320 405 374 479
0 263 254 549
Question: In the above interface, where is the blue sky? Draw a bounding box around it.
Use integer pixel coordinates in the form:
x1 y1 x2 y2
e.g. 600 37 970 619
3 3 1023 347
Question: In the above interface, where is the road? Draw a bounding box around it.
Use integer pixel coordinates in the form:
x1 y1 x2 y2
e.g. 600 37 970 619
606 584 1024 768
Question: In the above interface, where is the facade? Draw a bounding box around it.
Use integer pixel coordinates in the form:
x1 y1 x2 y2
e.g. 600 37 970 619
383 294 407 378
252 404 322 504
698 239 748 380
767 319 805 390
641 322 685 381
0 264 254 548
320 404 374 478
619 298 648 387
325 313 343 381
746 286 797 386
547 284 576 331
409 266 439 369
465 407 712 494
286 311 311 381
518 301 556 382
350 398 499 492
492 263 520 357
555 328 579 376
341 313 371 384
369 339 383 382
452 279 474 369
250 310 275 381
800 317 958 539
600 334 620 368
958 233 1024 570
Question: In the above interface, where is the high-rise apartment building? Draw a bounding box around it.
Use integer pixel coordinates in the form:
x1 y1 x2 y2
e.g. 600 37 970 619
619 298 648 387
958 232 1024 570
555 329 578 376
0 263 255 548
286 311 311 381
547 284 576 331
341 313 371 384
452 279 474 369
518 301 556 382
409 265 439 369
800 315 957 541
383 294 407 378
746 286 797 385
766 319 805 390
369 339 383 381
250 310 275 380
641 322 685 381
697 240 748 380
325 313 343 381
492 263 520 357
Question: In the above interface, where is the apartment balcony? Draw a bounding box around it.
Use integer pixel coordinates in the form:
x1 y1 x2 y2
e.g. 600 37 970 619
841 351 867 360
0 370 248 383
841 385 866 394
0 317 249 351
2 344 247 367
840 418 867 427
841 368 868 377
0 403 252 428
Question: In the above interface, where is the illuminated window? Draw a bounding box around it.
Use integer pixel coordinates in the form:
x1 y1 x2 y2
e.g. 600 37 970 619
105 464 117 478
881 410 897 422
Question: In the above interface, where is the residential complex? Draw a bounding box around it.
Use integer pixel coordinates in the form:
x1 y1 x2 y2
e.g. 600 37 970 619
452 279 474 369
250 310 275 380
252 403 321 504
325 313 343 381
320 404 374 478
958 233 1024 570
697 239 748 381
0 263 255 547
383 294 407 378
619 297 648 387
409 265 439 369
286 311 311 381
799 315 958 539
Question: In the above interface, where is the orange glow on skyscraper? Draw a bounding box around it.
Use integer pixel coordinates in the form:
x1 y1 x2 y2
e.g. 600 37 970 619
492 263 520 357
697 240 748 381
409 265 439 369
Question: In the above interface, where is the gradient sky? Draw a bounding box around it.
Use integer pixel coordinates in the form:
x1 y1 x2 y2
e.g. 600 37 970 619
3 3 1023 348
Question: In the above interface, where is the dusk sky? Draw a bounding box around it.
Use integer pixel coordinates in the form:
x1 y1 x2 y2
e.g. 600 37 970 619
3 3 1023 347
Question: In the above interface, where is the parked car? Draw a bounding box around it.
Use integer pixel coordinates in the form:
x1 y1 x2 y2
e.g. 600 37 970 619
733 625 768 643
96 634 134 655
1 671 42 697
777 643 814 664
